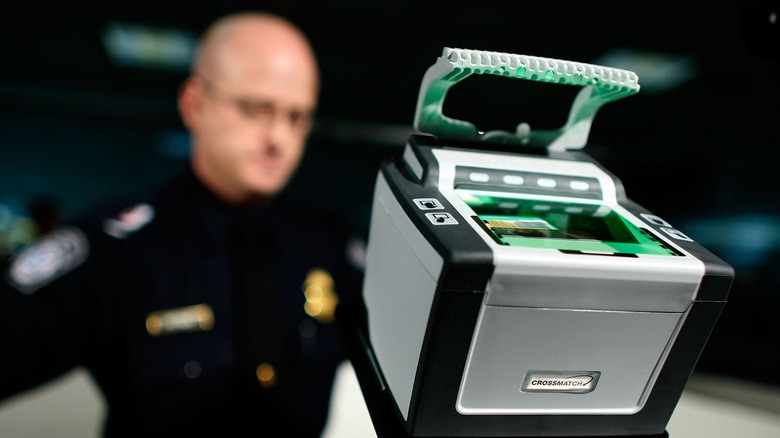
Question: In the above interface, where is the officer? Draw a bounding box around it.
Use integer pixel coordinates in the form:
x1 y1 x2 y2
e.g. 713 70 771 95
0 12 363 437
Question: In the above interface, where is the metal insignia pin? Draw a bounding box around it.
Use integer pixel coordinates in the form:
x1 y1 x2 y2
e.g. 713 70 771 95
302 268 339 323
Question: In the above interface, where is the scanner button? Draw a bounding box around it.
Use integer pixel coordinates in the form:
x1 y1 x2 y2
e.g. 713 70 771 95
640 213 671 227
661 227 694 242
425 212 459 225
469 172 490 183
537 177 557 188
413 198 444 210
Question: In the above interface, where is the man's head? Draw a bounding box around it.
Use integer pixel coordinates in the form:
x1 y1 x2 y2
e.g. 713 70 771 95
178 12 319 206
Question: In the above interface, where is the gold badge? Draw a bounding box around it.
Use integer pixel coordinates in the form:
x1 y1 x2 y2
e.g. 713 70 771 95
302 269 339 323
145 303 215 337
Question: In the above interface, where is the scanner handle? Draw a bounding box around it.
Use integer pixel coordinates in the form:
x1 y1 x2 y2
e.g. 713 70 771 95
413 47 640 151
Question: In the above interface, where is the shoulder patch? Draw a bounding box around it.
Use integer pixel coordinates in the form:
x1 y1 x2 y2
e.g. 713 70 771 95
6 226 89 295
102 203 155 239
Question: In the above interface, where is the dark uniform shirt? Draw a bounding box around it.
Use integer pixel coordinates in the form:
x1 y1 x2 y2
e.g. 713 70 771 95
0 171 364 437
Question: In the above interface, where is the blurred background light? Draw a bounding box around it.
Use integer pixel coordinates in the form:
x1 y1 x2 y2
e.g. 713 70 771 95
592 48 698 94
101 21 196 72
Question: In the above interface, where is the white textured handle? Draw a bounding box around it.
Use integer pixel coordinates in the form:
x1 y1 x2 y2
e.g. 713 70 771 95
413 47 640 150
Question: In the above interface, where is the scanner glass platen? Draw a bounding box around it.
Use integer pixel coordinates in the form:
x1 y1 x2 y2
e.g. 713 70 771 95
458 190 679 256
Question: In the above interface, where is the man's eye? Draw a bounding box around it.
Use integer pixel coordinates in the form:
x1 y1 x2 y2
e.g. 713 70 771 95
289 111 312 128
236 100 273 119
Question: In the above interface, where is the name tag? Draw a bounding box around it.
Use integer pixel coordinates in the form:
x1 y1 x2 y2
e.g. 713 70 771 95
145 304 215 337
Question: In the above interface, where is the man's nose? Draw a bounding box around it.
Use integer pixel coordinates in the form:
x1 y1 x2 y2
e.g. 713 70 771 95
264 113 295 148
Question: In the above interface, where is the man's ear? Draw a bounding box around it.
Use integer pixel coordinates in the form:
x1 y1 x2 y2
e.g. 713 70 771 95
178 77 200 131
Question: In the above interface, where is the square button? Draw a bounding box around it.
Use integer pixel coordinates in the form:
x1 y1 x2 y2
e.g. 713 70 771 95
425 212 458 225
661 227 693 242
413 198 444 210
640 213 671 227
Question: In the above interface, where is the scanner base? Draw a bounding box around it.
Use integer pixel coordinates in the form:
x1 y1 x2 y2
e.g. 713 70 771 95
342 316 670 438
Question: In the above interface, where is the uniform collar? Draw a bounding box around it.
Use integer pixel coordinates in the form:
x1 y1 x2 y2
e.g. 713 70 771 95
180 170 282 251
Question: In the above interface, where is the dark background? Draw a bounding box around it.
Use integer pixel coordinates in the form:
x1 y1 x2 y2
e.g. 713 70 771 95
1 1 778 386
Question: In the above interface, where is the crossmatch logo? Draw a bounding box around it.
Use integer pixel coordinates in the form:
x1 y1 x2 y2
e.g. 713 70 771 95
521 371 601 393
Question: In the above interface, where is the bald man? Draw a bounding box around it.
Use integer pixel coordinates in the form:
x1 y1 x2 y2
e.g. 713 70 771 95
180 13 320 206
0 12 363 437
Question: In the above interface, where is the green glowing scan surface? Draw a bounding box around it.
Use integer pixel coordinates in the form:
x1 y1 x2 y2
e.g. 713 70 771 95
458 191 678 256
